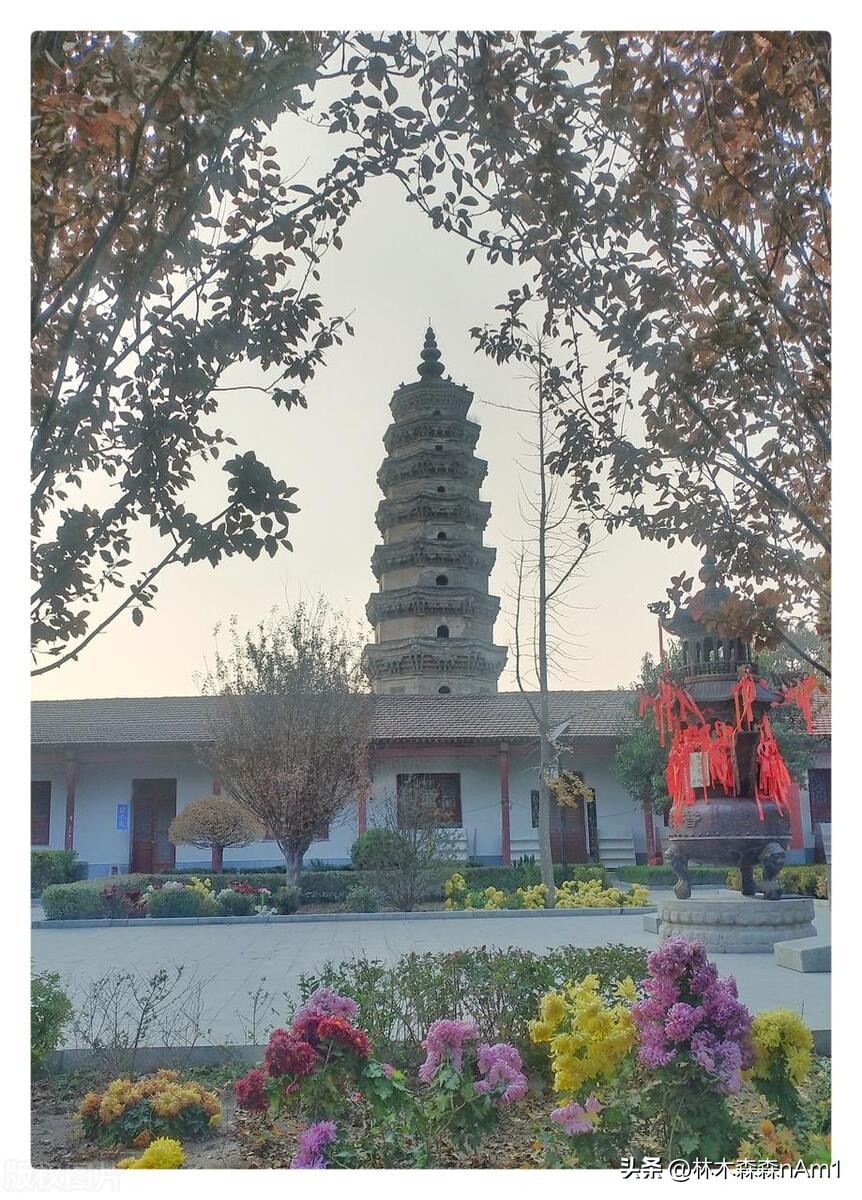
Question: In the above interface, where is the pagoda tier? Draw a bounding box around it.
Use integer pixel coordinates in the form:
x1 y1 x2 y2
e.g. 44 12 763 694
375 493 491 536
362 327 507 696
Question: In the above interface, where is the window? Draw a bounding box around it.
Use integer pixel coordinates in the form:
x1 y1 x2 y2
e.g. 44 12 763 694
435 444 443 451
531 789 540 829
31 781 51 846
436 574 449 586
436 530 447 540
436 624 449 639
396 773 462 826
436 486 446 493
438 686 451 695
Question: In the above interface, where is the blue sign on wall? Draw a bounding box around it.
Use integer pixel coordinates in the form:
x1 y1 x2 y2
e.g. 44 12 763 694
116 804 129 831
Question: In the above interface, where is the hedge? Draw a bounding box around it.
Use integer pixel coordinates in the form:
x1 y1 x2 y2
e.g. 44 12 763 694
31 849 88 896
614 864 734 886
726 864 829 898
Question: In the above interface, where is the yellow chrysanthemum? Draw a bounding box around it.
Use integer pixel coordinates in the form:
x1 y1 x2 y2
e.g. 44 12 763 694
117 1137 184 1170
614 977 637 1004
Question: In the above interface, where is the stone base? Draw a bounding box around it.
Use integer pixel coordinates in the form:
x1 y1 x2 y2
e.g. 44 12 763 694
657 895 816 954
774 936 831 973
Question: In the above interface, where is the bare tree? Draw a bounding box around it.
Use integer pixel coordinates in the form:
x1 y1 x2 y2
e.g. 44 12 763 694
200 600 370 884
363 780 462 912
496 332 597 904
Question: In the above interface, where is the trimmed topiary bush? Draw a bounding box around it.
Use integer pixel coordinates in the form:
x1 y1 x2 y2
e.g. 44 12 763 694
273 885 300 914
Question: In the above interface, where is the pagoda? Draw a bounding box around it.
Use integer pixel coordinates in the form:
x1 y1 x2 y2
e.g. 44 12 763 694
362 328 508 695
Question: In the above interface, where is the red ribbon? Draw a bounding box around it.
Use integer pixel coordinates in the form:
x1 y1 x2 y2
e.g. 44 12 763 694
754 714 791 820
732 669 757 732
781 675 821 735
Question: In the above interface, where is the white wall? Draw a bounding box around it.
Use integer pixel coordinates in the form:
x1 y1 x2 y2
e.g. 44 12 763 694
31 749 358 874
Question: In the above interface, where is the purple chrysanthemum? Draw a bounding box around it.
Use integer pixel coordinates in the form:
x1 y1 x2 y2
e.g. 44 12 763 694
418 1018 479 1083
291 1119 338 1169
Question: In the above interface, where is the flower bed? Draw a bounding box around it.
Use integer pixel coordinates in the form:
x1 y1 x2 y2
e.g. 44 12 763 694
442 873 650 910
234 945 828 1169
41 875 295 920
39 864 618 921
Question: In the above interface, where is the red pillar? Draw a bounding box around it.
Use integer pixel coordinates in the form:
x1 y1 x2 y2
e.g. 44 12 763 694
499 742 511 865
786 782 804 851
643 801 662 865
64 756 77 851
357 750 370 836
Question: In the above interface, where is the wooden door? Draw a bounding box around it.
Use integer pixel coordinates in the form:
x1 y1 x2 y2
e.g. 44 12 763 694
131 779 177 873
550 798 588 865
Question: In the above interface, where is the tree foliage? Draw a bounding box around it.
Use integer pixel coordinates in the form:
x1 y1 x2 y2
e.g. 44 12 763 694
31 31 359 673
33 31 830 676
329 31 830 661
200 599 370 884
167 794 264 872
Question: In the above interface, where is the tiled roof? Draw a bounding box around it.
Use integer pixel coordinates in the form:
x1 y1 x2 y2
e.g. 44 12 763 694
31 689 832 748
31 690 634 748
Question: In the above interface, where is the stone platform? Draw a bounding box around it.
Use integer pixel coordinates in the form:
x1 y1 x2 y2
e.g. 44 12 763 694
657 895 816 954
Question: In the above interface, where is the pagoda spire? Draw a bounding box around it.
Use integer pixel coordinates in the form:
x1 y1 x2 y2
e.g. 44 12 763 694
417 325 445 379
362 328 507 695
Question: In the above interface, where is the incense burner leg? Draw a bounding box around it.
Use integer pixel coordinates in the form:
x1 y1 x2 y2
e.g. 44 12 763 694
759 842 786 900
739 862 757 897
666 846 691 900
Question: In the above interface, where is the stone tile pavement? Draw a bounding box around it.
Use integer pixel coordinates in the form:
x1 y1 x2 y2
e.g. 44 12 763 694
32 894 830 1047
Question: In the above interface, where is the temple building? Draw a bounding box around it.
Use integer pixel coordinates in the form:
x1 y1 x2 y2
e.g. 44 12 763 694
29 328 830 874
363 328 507 695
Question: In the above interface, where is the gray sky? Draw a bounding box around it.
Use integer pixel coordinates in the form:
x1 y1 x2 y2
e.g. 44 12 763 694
32 86 699 702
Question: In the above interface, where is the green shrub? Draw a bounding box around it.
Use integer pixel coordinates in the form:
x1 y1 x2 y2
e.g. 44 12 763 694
31 971 73 1067
31 849 88 895
346 884 380 913
216 888 255 916
41 881 108 920
273 885 300 914
351 829 403 870
295 943 649 1060
145 887 214 918
306 858 353 872
616 864 733 886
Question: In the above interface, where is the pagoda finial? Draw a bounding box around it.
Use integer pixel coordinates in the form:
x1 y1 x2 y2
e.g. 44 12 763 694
417 325 445 379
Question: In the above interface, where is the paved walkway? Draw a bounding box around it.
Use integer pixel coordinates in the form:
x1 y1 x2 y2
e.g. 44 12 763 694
32 894 830 1046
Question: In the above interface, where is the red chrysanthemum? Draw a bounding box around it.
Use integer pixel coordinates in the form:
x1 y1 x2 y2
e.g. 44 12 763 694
234 1068 268 1112
264 1028 317 1077
315 1016 371 1059
290 1012 323 1046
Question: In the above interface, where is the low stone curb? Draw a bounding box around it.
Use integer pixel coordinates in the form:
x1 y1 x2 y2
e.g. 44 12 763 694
33 905 657 929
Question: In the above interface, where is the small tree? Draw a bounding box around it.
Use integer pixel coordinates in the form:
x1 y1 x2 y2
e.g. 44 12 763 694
613 653 675 864
168 795 264 874
201 600 370 885
363 781 461 912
